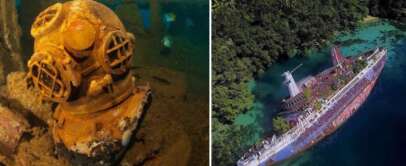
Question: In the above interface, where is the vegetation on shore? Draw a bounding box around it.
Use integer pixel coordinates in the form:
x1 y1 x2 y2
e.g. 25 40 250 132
212 0 368 122
369 0 406 22
211 0 406 165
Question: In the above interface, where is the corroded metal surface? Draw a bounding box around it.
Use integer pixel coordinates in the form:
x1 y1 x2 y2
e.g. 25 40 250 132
238 48 387 166
26 0 151 158
53 85 151 157
27 0 133 104
0 105 29 156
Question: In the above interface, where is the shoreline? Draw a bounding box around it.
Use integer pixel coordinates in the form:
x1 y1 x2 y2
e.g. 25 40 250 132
229 19 401 165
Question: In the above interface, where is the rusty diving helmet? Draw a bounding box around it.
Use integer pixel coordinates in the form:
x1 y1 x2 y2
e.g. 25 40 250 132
27 0 150 158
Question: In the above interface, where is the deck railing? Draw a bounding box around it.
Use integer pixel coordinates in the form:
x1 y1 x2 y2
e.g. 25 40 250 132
238 48 386 166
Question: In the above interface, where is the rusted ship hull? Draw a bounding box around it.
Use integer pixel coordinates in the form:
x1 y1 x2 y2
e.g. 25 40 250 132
261 54 386 166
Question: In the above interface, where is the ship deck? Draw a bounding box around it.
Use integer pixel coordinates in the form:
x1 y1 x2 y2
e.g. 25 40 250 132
238 48 387 166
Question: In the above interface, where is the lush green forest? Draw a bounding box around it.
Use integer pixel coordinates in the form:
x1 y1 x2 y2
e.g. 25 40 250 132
369 0 406 21
212 0 368 123
211 0 405 165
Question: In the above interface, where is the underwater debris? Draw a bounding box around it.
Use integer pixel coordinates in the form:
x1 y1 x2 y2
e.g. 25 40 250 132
152 76 171 85
15 127 69 166
0 104 29 156
5 72 53 124
26 0 152 161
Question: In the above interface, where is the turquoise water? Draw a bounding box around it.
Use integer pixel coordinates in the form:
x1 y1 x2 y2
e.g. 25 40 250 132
236 20 406 165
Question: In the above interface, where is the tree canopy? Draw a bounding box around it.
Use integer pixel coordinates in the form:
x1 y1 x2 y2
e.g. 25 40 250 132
369 0 406 21
213 0 368 124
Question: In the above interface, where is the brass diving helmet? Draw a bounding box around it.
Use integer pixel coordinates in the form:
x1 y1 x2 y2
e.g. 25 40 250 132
27 0 150 158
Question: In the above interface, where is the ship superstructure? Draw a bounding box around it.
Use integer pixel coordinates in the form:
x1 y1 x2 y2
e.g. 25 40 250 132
237 47 387 166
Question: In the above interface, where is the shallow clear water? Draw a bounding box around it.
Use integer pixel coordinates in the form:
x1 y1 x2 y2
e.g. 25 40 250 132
236 20 406 165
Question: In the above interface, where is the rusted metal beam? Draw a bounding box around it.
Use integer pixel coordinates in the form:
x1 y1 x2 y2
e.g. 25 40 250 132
0 104 29 156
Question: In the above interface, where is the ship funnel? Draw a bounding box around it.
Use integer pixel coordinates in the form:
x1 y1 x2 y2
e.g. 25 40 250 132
282 64 302 97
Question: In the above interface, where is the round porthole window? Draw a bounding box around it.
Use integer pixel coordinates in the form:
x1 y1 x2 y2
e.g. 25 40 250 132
98 31 133 75
31 3 64 37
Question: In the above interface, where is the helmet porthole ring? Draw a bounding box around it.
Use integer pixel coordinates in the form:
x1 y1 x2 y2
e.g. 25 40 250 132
28 52 71 102
31 3 64 38
98 31 133 75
